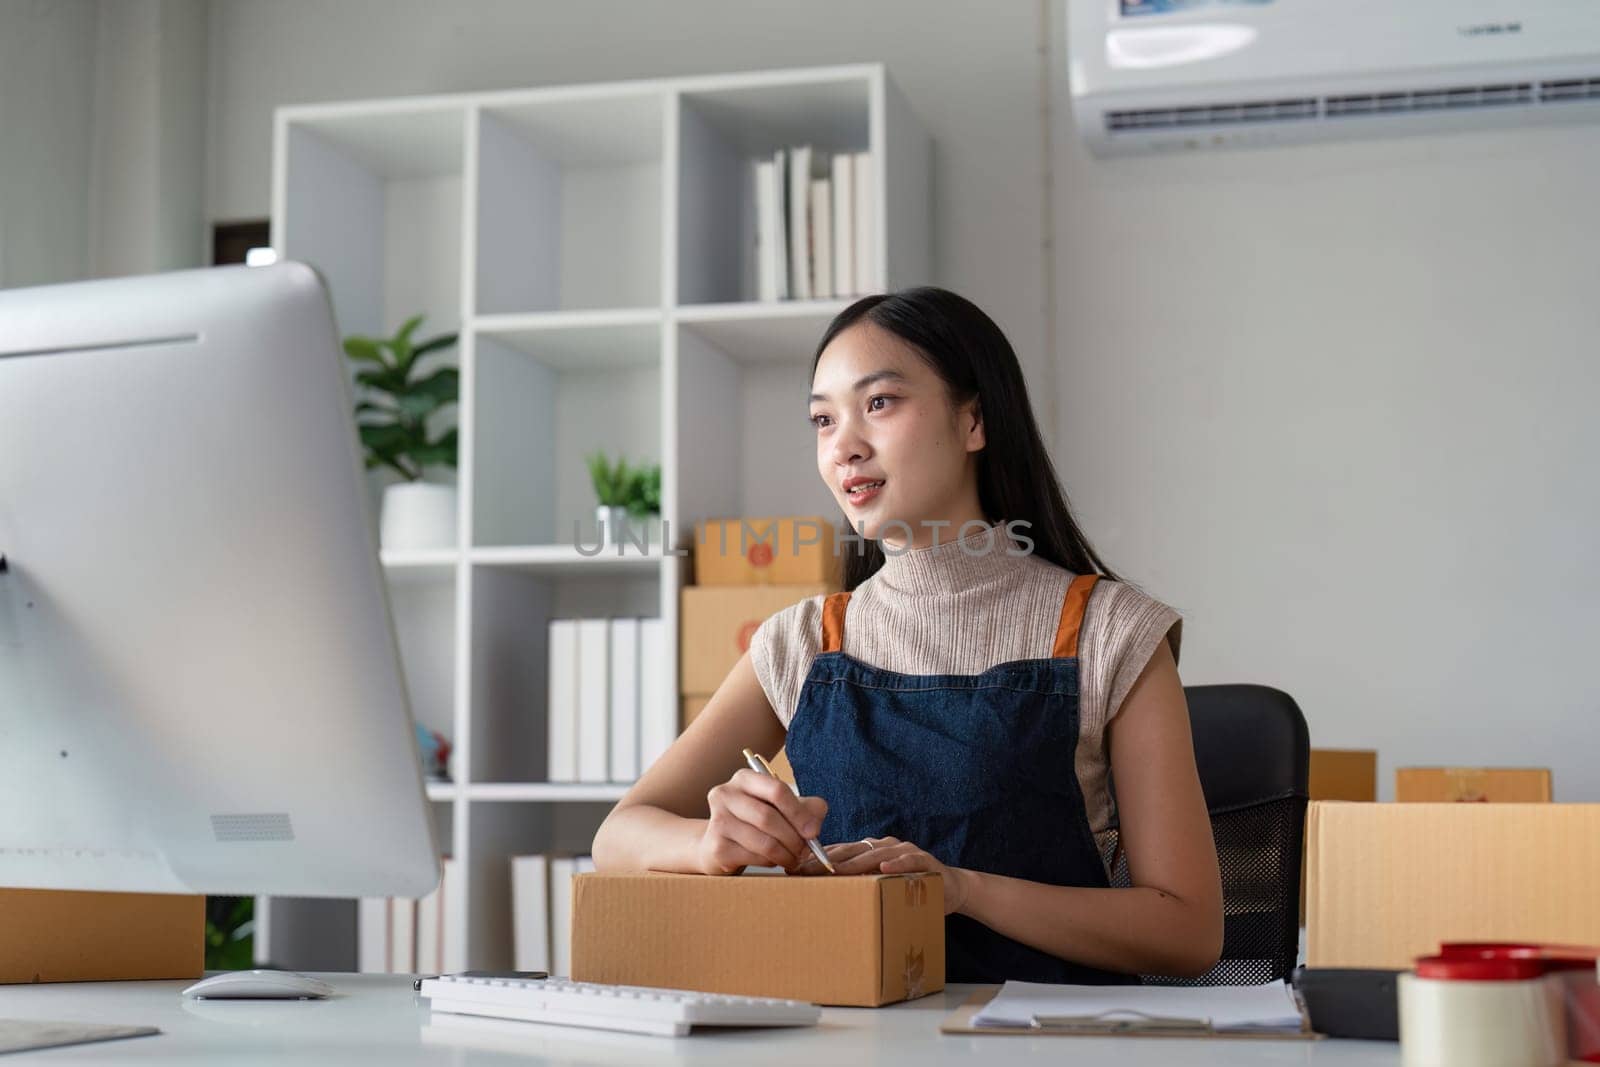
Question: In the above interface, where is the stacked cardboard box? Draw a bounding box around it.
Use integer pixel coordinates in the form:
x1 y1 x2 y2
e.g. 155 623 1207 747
1299 749 1379 922
1305 798 1600 969
680 517 840 734
1395 766 1553 803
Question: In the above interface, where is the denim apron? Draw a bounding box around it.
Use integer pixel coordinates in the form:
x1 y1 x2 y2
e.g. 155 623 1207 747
785 573 1136 985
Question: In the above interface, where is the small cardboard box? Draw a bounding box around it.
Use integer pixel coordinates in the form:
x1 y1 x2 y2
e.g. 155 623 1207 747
693 517 840 588
1395 767 1552 803
680 583 829 695
1 889 204 984
1310 749 1378 802
1305 801 1600 969
572 872 944 1006
1299 749 1379 922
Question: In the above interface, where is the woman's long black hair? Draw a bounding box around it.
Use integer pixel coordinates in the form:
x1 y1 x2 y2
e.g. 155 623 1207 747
812 287 1124 592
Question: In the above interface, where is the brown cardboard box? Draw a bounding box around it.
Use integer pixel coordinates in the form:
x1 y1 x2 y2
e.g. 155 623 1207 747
1 889 203 984
1305 801 1600 969
1310 749 1378 802
680 583 829 695
1299 749 1379 922
1395 767 1552 803
693 517 840 588
572 872 944 1006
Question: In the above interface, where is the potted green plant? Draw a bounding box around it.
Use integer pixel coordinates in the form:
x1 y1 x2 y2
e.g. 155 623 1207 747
626 462 662 545
585 451 636 547
345 315 459 551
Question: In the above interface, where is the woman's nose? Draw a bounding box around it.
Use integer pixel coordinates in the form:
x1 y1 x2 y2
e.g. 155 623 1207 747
828 423 868 466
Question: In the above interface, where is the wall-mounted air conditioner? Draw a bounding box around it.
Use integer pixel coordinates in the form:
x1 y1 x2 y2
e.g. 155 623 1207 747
1069 0 1600 156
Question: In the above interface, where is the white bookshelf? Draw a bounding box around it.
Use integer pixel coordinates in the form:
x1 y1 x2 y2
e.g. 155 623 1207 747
261 63 930 972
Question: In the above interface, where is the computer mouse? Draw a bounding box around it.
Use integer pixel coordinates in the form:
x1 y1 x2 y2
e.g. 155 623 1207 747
181 969 334 1000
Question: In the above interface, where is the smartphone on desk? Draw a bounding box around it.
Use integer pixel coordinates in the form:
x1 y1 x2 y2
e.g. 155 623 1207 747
413 971 548 991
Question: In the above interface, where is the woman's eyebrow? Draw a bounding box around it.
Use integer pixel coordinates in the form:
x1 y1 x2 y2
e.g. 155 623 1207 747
808 369 908 404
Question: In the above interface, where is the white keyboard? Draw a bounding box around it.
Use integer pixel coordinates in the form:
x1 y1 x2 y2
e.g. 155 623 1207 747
418 974 822 1037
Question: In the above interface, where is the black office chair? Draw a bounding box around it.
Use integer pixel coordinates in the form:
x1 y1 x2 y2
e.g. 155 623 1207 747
1101 683 1310 986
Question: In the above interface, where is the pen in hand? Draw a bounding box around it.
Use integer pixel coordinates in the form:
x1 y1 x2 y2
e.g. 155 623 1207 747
741 748 835 874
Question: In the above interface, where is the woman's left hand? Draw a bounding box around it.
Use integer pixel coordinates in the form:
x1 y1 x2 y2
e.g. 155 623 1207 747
793 836 973 914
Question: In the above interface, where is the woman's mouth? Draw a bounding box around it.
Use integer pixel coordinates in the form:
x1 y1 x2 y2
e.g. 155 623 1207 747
844 479 885 507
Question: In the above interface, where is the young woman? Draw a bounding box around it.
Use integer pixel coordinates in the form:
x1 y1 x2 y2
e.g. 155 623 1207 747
592 288 1222 982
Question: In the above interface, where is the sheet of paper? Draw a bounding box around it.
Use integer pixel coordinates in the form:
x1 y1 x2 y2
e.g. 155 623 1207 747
970 980 1304 1032
0 1018 159 1054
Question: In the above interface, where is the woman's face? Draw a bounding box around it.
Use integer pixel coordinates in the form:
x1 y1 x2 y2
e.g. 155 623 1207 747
809 322 985 548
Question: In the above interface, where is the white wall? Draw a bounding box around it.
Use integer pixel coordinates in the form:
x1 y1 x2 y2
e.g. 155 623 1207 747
0 0 207 287
0 0 97 287
207 1 1600 800
1050 41 1600 799
203 0 1056 436
89 0 208 277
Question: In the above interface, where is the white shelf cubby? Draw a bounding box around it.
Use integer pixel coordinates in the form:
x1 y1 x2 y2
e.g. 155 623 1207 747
263 63 930 972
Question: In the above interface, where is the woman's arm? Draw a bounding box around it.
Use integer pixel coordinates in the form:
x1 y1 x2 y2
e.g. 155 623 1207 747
819 636 1224 977
591 651 826 876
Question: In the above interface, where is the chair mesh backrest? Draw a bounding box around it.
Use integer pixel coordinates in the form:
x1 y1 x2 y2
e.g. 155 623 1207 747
1102 794 1307 985
1101 683 1309 986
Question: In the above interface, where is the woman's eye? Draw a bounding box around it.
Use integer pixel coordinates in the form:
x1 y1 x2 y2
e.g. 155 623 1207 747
868 395 893 412
808 413 831 429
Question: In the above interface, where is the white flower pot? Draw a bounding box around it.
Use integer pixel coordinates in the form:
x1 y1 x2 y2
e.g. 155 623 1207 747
596 504 631 547
382 483 458 551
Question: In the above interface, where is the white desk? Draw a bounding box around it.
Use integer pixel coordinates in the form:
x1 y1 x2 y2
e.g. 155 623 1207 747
0 975 1401 1064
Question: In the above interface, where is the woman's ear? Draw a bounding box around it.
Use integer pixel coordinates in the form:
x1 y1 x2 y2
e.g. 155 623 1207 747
963 400 985 453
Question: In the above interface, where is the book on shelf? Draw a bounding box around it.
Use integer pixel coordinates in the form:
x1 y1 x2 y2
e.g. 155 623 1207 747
576 618 610 784
358 856 460 975
787 144 813 301
511 854 550 972
853 149 876 293
608 618 640 782
532 854 596 979
547 619 579 784
546 616 662 784
811 177 834 299
832 152 855 297
637 617 671 774
754 146 874 301
764 147 784 299
754 159 782 303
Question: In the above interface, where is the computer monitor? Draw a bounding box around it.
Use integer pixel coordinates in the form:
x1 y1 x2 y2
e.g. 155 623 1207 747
0 262 440 900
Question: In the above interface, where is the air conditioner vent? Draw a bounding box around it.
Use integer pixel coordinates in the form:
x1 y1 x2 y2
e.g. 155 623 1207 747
1106 97 1316 131
1325 83 1532 115
1542 77 1600 102
1106 75 1600 135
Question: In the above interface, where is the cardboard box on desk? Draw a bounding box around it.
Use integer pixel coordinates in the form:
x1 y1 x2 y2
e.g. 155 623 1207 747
1299 748 1379 923
1395 766 1552 803
1 889 203 984
1305 801 1600 970
692 517 840 588
572 872 944 1007
679 583 829 695
1310 749 1378 802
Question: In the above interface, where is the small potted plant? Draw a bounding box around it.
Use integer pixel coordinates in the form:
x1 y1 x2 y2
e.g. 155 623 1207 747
345 315 459 551
626 462 662 546
585 451 636 548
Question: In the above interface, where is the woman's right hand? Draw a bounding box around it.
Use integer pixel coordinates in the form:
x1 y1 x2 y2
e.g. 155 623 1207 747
696 767 828 875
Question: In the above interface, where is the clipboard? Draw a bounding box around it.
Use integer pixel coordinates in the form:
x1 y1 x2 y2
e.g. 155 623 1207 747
939 986 1320 1040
